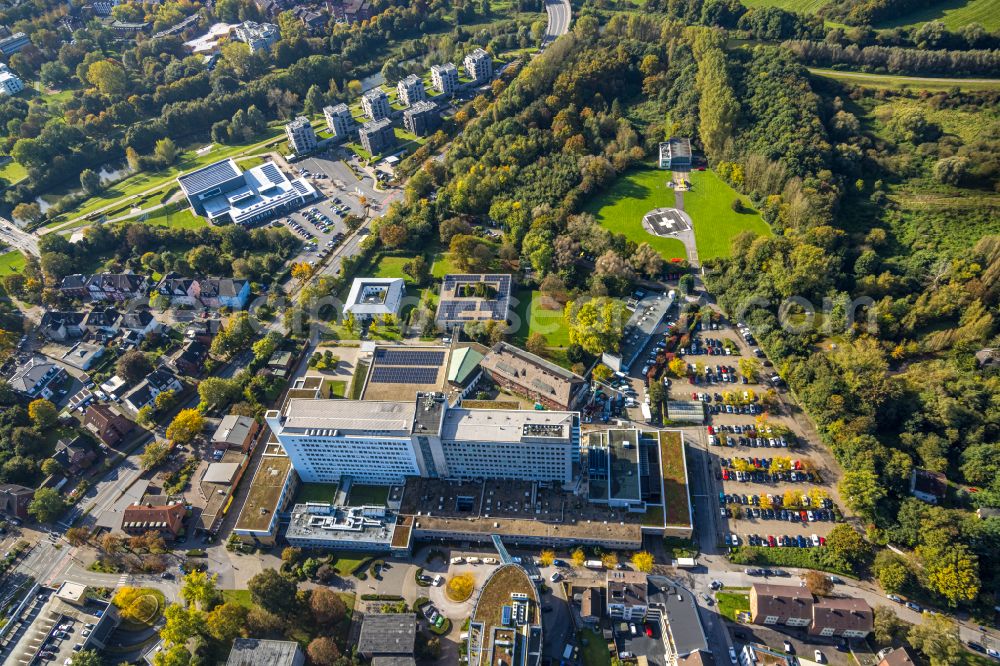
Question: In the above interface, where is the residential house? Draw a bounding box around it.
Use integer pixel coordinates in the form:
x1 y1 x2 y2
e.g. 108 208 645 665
192 278 251 309
120 501 187 539
580 588 601 626
749 584 813 627
155 272 196 306
82 307 122 336
59 274 90 299
810 597 873 638
60 342 105 371
606 571 647 621
291 6 327 31
87 273 149 303
120 310 160 338
123 367 183 412
84 404 135 447
396 74 426 106
0 484 34 521
878 648 916 666
40 311 85 342
285 116 317 155
211 415 260 453
330 0 373 23
480 341 588 411
53 436 97 475
430 63 459 95
168 340 208 376
362 88 391 122
8 355 66 399
464 48 493 83
910 468 947 504
266 350 295 377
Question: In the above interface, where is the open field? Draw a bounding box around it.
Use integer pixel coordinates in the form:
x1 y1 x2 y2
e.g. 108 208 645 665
741 0 827 11
584 168 688 260
295 482 339 504
809 68 1000 92
716 591 750 621
875 0 1000 30
511 289 571 348
142 205 209 230
430 251 461 278
684 169 771 260
346 484 389 506
0 159 27 185
0 251 26 276
872 98 1000 144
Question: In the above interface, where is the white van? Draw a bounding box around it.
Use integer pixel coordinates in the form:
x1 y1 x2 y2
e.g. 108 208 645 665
450 557 465 565
466 557 481 564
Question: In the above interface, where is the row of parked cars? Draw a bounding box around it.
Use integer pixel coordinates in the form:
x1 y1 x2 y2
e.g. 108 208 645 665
730 533 825 548
722 504 835 523
721 469 817 484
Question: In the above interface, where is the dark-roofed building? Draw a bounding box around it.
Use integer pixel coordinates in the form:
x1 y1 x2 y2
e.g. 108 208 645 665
227 638 304 666
87 273 149 302
156 272 196 305
0 484 34 520
212 415 260 453
123 367 183 412
120 310 160 337
84 404 135 447
464 47 493 83
372 658 416 666
192 278 251 309
659 137 692 169
810 597 873 638
480 341 587 411
580 587 601 626
435 274 512 331
59 274 90 299
121 500 186 539
358 613 416 659
53 436 97 475
749 584 813 627
334 0 372 22
878 648 916 666
40 311 85 342
647 576 709 662
168 339 208 376
910 468 947 504
359 118 396 156
607 570 647 621
431 63 459 94
402 100 440 137
82 307 122 335
362 88 390 121
8 355 66 399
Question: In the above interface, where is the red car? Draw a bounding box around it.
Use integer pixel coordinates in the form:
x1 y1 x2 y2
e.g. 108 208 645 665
800 510 809 522
768 535 777 547
645 625 653 638
819 536 826 546
722 470 730 480
707 426 715 435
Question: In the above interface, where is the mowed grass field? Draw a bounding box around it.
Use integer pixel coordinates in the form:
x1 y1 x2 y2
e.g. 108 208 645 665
809 68 1000 92
511 288 572 348
876 0 1000 30
742 0 827 11
0 251 26 276
584 167 770 262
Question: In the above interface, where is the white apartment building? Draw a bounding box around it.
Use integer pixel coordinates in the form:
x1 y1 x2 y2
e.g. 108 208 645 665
285 116 317 155
430 63 459 95
323 103 355 139
265 393 580 485
234 21 280 51
0 65 24 96
361 88 390 121
396 74 426 106
464 48 493 83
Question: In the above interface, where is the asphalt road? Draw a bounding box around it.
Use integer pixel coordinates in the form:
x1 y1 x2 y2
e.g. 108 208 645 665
0 216 39 256
543 0 572 44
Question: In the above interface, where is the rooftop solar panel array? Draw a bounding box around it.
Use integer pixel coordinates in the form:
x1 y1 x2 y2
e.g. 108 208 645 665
374 349 445 366
370 366 440 384
260 162 284 186
178 159 241 194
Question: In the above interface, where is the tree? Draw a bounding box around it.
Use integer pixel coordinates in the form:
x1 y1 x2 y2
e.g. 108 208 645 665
538 549 555 567
631 551 654 573
40 61 71 87
447 572 475 601
210 312 256 359
824 524 870 572
180 570 218 610
933 156 969 186
526 332 547 356
154 138 178 165
207 601 247 643
873 551 910 593
804 570 833 596
117 350 153 383
252 331 282 362
571 548 586 567
310 587 347 626
166 409 204 445
679 273 695 295
290 262 313 282
565 298 629 355
65 527 89 546
12 202 42 224
198 377 243 408
68 650 103 666
304 84 325 116
153 644 192 666
140 440 171 470
403 256 430 285
873 605 907 646
307 637 341 666
87 60 128 95
737 357 761 382
907 613 963 666
601 552 619 569
668 358 687 378
28 487 66 523
631 243 664 279
159 604 206 646
920 543 979 607
28 399 57 428
41 458 62 476
839 468 886 520
248 568 298 616
80 169 101 195
155 390 177 412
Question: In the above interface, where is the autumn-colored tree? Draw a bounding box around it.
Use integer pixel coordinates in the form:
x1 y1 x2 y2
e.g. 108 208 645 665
165 409 204 445
290 262 313 281
804 570 833 596
631 551 654 573
668 357 687 378
601 552 619 569
538 549 556 567
310 587 347 626
446 573 475 601
140 440 171 470
571 548 586 567
65 527 89 546
526 332 547 356
28 399 57 428
592 364 613 383
307 637 341 666
207 602 247 643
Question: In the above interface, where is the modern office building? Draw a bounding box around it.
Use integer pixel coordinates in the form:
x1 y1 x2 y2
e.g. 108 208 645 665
177 158 318 226
658 137 692 170
359 118 396 156
361 88 391 121
0 32 29 55
396 74 426 106
264 392 580 485
0 65 23 95
402 100 440 137
464 48 493 83
343 277 406 322
431 62 459 94
233 21 280 51
323 103 356 139
435 273 512 330
285 116 317 155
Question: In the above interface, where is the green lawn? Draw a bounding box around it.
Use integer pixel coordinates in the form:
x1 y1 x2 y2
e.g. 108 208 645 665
347 484 389 506
373 255 412 281
741 0 827 10
577 629 611 666
430 251 461 278
331 552 370 575
221 589 253 607
326 379 347 397
0 159 27 185
142 205 208 230
716 591 750 621
0 251 26 276
875 0 1000 30
809 68 1000 92
583 167 688 261
873 98 1000 144
294 482 339 504
683 169 772 261
511 289 571 348
584 167 770 262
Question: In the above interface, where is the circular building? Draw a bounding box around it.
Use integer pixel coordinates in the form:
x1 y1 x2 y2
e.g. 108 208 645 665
467 564 542 666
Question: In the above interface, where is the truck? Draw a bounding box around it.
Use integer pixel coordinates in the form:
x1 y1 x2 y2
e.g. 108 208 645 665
640 403 652 423
675 557 697 568
584 560 605 570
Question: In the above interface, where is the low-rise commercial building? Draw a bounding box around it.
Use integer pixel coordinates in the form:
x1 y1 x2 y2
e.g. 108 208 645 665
359 614 416 660
211 415 260 453
658 137 692 170
233 444 298 545
0 65 24 95
479 341 587 411
343 277 406 322
285 502 408 552
121 501 187 540
435 273 512 330
749 584 813 627
285 116 317 155
226 638 304 666
233 21 279 51
0 31 29 55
